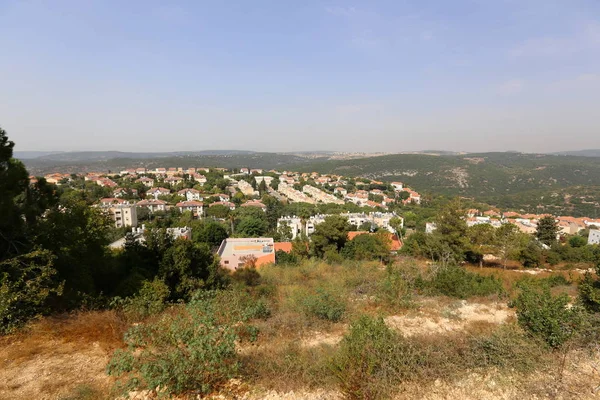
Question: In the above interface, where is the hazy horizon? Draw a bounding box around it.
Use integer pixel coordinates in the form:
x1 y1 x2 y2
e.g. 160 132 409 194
2 0 600 153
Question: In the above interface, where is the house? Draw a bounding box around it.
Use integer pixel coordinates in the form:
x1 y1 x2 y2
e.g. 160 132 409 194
192 174 207 185
334 187 347 196
177 201 204 216
113 188 138 198
425 222 437 234
146 187 171 199
217 238 275 270
210 201 236 210
136 177 154 187
178 188 202 201
97 178 118 188
503 211 521 219
99 197 129 207
241 200 267 211
391 182 403 191
240 168 249 174
136 168 147 174
136 199 167 212
213 193 230 202
250 169 263 174
589 229 600 245
165 176 184 185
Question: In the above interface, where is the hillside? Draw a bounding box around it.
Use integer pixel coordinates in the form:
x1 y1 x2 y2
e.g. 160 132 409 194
288 152 600 216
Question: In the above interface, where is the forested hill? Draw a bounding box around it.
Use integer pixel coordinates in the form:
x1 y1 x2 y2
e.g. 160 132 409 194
289 152 600 216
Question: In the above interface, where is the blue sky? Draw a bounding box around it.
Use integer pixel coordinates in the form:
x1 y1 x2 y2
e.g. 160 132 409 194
1 0 599 153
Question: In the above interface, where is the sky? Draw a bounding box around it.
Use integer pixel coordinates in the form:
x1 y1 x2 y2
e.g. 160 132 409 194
1 0 599 153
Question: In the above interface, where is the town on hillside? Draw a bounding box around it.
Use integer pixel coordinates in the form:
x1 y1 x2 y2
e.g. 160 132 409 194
38 165 600 271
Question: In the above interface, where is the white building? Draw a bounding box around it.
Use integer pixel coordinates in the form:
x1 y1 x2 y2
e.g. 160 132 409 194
589 229 600 245
178 188 202 201
177 201 204 217
277 212 399 240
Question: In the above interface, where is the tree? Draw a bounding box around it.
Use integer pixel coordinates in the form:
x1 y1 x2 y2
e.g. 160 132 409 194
194 221 228 248
206 204 230 219
568 235 587 248
258 180 268 195
0 127 34 259
342 232 391 262
158 240 220 300
494 223 522 268
520 240 542 268
236 216 269 237
431 199 469 263
0 250 63 333
310 215 352 258
536 216 558 246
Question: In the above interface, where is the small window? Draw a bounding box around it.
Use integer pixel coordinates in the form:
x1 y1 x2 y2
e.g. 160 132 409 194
224 260 229 264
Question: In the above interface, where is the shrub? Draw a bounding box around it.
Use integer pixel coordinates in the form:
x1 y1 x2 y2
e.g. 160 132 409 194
331 315 416 399
425 266 504 299
578 272 600 313
107 292 240 396
511 284 583 348
468 324 545 373
301 287 346 322
231 266 262 287
120 278 170 321
376 264 414 309
275 250 298 265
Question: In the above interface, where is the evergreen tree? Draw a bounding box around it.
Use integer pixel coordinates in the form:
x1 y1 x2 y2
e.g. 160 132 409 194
536 216 559 246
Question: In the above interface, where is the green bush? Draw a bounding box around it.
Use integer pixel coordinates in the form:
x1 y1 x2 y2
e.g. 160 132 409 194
301 287 346 322
511 284 583 348
0 250 63 334
331 315 416 399
468 324 545 372
107 292 240 396
231 266 262 287
425 266 504 299
120 278 170 321
376 264 414 309
578 272 600 313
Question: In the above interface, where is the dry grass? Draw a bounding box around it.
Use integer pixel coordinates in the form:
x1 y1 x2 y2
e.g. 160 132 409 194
0 310 127 400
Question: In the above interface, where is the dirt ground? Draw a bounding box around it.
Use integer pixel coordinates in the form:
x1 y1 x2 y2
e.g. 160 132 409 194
1 301 598 400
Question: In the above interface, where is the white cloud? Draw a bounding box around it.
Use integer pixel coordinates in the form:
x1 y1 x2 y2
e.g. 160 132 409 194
495 79 524 95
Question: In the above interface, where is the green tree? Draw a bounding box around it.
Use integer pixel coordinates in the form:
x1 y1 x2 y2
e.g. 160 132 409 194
159 240 220 300
310 215 352 258
536 216 558 246
568 235 587 248
193 221 228 248
431 199 469 263
236 216 269 237
0 250 63 333
206 204 230 219
342 232 391 262
494 223 523 268
519 240 542 268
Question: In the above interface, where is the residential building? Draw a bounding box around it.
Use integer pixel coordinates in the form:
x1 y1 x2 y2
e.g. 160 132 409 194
391 182 403 191
109 205 138 228
277 182 315 204
277 212 399 240
136 177 154 187
255 176 274 186
177 201 204 217
165 176 184 185
146 187 170 199
217 238 275 270
136 199 167 212
302 185 344 204
589 229 600 245
178 188 202 201
334 187 347 196
211 201 236 210
238 180 258 196
241 200 267 211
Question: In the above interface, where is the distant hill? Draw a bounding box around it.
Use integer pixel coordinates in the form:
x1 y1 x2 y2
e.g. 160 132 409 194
552 149 600 157
287 152 600 216
13 151 65 159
